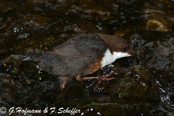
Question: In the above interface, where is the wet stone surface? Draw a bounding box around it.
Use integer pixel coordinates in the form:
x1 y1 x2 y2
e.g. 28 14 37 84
131 32 174 86
0 0 174 116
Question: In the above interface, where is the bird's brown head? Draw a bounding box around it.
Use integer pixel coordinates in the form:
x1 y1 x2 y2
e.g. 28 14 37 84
99 34 134 55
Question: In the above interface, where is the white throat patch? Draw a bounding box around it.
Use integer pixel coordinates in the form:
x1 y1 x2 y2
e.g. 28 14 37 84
101 48 131 67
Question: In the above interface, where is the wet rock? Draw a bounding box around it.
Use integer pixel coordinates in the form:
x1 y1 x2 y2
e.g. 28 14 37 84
21 14 52 26
53 65 168 116
148 0 174 10
0 73 10 78
131 32 174 86
145 13 172 31
0 1 19 13
0 72 21 107
0 0 174 115
143 3 174 31
76 102 165 116
62 65 162 100
106 65 160 99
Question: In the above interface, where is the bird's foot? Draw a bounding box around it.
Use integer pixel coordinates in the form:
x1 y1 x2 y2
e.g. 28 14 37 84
76 69 115 81
76 69 115 90
98 69 115 80
94 70 115 90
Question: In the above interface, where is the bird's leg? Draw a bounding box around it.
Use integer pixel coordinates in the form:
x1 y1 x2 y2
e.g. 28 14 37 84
94 80 101 90
59 76 71 90
75 69 115 81
60 82 66 91
76 75 99 81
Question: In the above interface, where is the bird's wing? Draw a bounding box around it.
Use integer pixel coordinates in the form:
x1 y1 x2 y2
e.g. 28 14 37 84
46 34 108 58
46 42 85 58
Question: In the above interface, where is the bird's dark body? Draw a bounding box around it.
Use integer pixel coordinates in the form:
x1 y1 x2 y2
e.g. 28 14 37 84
33 53 97 77
28 34 134 88
30 34 108 77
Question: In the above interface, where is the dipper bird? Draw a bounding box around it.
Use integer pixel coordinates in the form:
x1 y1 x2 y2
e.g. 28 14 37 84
28 34 134 89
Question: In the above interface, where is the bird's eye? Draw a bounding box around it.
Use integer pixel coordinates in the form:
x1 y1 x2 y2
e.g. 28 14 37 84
124 46 128 51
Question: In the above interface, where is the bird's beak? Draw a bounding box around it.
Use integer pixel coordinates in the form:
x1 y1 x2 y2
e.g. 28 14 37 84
129 49 135 56
130 50 142 58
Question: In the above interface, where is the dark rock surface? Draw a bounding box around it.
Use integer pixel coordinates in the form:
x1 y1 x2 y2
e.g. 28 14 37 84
0 0 174 116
